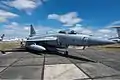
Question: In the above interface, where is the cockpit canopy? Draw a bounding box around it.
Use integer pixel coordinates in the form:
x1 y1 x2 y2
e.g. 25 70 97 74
58 31 67 34
58 30 78 34
68 30 77 34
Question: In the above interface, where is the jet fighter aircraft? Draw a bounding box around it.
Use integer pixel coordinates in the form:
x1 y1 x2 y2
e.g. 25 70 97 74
23 25 116 55
0 25 117 55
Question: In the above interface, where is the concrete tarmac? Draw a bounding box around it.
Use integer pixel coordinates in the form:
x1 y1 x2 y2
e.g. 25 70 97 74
0 48 120 80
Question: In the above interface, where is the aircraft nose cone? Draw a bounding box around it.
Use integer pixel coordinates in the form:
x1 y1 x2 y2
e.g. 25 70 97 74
89 38 116 45
101 40 116 44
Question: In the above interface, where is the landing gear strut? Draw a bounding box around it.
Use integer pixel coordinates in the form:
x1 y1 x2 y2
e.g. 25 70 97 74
64 51 68 55
63 46 69 55
82 46 86 50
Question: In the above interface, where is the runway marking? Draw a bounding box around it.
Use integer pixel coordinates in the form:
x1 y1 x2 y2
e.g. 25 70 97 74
44 64 90 80
0 68 7 72
0 57 23 77
41 54 45 80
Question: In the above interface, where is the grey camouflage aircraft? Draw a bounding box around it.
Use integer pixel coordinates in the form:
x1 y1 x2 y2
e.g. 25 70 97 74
23 25 117 55
1 25 119 55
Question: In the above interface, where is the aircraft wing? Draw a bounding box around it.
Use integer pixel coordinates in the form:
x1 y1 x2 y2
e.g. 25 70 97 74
26 37 58 42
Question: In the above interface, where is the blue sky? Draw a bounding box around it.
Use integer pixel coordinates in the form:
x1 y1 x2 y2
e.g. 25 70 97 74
0 0 120 38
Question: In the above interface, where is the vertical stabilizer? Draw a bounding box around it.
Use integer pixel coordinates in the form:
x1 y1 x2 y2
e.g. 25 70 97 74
116 27 120 38
0 34 5 41
113 26 120 38
29 25 36 37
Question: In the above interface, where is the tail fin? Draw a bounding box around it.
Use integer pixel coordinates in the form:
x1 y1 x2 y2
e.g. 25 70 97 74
0 34 5 41
116 27 120 38
113 26 120 38
29 25 36 37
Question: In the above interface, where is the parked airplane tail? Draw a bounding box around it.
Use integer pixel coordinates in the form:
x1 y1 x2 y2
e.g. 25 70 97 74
109 26 120 42
29 25 36 37
112 26 120 38
0 34 5 41
116 27 120 38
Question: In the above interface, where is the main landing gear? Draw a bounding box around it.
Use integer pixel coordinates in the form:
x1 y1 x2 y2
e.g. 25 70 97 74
56 47 69 55
62 46 69 55
58 49 68 55
64 51 68 55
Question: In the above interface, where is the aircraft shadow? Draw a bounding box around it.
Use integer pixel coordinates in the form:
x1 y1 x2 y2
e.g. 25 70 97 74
0 49 96 62
42 51 96 63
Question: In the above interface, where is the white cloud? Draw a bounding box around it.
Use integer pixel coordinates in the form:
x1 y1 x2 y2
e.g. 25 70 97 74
98 29 112 33
96 21 120 38
0 17 7 22
48 14 59 19
11 22 19 26
0 3 10 10
48 12 82 26
75 24 82 27
0 10 18 17
1 22 31 38
1 20 119 39
24 27 29 30
4 0 46 15
5 22 19 29
0 22 56 38
105 20 120 28
94 29 117 39
70 24 92 35
111 20 120 26
69 24 117 39
0 10 19 22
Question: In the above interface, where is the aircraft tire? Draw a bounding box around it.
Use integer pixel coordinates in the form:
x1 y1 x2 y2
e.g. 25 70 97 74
64 51 68 55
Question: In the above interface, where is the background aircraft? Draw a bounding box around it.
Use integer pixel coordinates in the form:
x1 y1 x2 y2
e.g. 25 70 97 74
0 34 5 41
109 26 120 43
